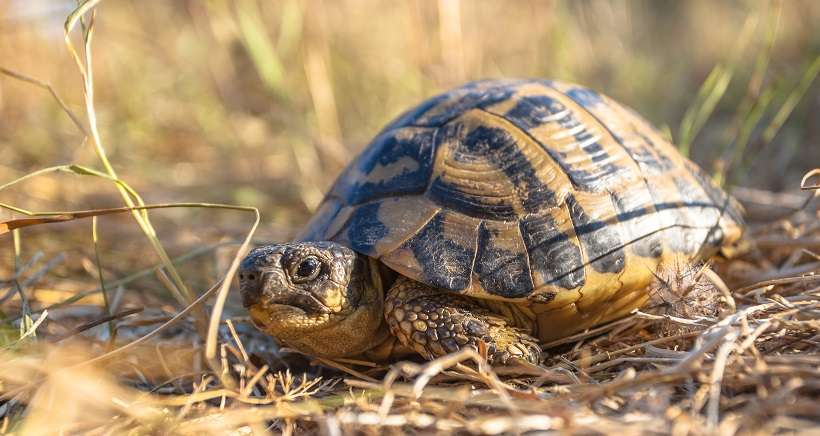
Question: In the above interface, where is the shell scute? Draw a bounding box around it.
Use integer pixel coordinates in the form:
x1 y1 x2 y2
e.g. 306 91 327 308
484 82 639 194
428 117 560 221
519 207 585 291
329 127 437 205
329 196 439 257
411 79 522 127
562 86 676 177
337 202 389 255
382 210 480 291
474 221 533 298
565 192 627 275
609 187 665 259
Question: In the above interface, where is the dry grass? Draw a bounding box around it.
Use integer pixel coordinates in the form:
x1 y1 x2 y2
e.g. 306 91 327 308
2 205 819 434
1 1 819 434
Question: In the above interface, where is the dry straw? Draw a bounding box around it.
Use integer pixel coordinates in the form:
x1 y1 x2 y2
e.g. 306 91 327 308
1 1 818 434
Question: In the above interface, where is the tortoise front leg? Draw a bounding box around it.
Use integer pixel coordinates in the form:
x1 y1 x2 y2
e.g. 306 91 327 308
384 277 541 365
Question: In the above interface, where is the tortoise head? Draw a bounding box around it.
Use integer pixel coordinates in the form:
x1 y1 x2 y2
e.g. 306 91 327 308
238 241 387 357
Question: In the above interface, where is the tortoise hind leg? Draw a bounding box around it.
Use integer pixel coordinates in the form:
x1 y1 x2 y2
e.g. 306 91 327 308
384 277 541 365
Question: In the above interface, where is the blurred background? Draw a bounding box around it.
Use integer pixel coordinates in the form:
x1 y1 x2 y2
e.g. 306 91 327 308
0 0 818 305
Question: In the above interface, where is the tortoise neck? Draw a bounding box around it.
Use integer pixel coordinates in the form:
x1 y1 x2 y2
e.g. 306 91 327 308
323 254 391 357
354 257 415 361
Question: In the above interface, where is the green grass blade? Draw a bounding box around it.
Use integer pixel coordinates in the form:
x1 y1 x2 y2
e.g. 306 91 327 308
678 66 734 157
235 1 286 96
762 55 820 145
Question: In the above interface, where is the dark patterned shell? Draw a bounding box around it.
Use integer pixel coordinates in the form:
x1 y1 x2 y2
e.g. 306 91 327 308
301 79 743 307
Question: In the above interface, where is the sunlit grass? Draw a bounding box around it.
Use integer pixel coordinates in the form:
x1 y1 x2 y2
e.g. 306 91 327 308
0 0 818 433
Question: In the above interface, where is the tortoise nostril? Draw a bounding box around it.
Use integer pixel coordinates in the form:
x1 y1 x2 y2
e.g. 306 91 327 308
238 269 259 283
239 268 263 307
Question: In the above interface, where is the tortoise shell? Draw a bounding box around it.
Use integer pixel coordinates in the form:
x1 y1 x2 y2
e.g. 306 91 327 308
301 79 743 309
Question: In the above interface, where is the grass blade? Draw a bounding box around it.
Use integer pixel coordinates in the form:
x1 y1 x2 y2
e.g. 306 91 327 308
762 55 820 145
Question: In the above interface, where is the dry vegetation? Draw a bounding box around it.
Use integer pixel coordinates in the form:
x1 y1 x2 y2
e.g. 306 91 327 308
1 1 819 434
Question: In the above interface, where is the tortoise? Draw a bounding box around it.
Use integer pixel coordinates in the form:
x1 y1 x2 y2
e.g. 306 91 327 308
238 79 744 364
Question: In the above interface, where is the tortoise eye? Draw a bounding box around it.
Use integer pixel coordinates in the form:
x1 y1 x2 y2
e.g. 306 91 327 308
292 256 321 282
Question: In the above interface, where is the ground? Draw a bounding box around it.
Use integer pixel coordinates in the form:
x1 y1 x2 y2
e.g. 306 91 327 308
0 1 819 434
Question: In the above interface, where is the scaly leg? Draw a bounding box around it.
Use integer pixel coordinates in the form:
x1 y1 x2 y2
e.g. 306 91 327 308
384 277 541 365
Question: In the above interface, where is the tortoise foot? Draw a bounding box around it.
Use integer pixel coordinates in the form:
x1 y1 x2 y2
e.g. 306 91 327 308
384 277 542 365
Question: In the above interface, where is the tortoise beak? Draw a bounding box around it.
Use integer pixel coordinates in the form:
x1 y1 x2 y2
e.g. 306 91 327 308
239 246 282 308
